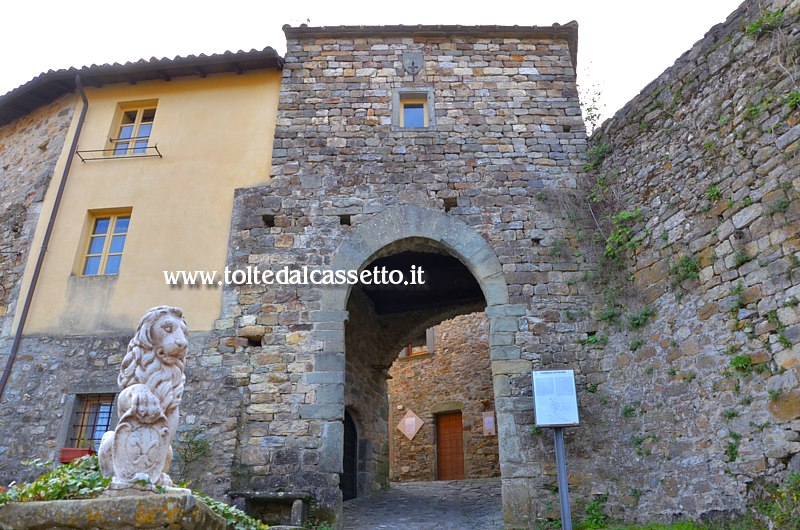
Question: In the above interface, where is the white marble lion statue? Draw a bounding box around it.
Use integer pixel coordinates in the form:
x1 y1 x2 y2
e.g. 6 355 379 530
98 306 188 487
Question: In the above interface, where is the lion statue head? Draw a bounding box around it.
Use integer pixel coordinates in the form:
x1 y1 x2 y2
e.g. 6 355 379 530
118 306 188 411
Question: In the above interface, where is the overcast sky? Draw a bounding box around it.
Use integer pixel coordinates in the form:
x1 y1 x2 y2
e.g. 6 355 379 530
1 0 743 125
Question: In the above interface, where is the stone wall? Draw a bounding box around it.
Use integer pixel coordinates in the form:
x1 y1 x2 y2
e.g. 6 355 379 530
222 24 589 526
344 288 391 495
0 96 75 344
387 312 500 482
578 0 800 520
0 331 243 500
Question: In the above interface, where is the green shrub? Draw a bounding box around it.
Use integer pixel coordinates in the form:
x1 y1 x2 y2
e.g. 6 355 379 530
622 404 638 417
604 208 643 259
629 338 645 352
745 8 785 37
578 494 609 530
732 249 752 269
705 184 721 201
721 409 740 420
0 456 109 504
767 197 791 215
726 432 742 462
755 471 800 528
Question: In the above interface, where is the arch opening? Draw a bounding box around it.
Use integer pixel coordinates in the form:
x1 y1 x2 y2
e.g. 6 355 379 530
314 206 521 525
342 237 496 497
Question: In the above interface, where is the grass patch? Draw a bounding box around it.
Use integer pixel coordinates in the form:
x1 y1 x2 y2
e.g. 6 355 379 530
584 143 612 171
787 90 800 111
670 255 701 285
732 249 752 269
627 306 656 330
730 355 753 374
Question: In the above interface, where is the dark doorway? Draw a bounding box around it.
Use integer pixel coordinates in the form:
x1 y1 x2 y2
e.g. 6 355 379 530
341 410 358 500
436 411 465 480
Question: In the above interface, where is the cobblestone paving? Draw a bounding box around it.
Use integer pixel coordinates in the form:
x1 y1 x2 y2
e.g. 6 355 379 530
342 478 503 529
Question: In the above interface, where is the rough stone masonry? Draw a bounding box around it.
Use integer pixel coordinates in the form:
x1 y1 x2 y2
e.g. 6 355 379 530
219 23 589 526
0 0 798 527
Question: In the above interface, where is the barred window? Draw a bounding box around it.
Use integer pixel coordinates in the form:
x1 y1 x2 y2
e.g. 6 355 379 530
69 394 115 450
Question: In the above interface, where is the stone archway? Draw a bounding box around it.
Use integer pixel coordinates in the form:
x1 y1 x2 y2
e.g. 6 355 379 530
310 204 528 526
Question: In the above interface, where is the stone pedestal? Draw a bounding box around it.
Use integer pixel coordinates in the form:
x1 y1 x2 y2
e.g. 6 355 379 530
0 493 225 530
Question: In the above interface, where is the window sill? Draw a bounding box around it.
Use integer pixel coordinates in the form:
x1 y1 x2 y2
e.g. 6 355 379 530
76 145 162 162
71 274 119 280
389 127 437 135
399 352 432 362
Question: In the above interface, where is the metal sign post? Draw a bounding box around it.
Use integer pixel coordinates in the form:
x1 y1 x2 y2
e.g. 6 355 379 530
532 370 579 530
554 427 572 530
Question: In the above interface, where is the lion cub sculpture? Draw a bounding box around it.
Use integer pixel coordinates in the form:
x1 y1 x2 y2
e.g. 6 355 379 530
99 306 188 488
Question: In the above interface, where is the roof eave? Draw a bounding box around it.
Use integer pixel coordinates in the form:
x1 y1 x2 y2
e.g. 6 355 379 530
0 48 284 127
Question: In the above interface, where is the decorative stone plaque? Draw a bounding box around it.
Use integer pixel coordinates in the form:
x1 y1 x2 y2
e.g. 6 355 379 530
402 51 423 77
397 409 423 440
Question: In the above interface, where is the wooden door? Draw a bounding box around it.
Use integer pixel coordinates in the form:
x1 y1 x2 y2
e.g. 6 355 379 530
340 411 358 500
436 411 465 480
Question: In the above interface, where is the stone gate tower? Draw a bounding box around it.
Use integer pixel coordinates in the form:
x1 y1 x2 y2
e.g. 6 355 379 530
226 23 587 526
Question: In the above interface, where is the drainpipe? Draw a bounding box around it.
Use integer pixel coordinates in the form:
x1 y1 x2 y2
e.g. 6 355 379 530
0 75 88 399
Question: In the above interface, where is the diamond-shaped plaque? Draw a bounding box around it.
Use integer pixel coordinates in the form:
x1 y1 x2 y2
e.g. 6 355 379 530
397 409 423 440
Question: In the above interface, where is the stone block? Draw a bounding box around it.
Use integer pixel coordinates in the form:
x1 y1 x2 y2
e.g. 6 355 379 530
299 404 342 419
314 383 343 404
768 389 800 421
501 478 537 527
314 352 344 371
492 359 531 375
732 204 763 229
319 421 344 473
304 371 345 384
490 345 521 360
0 493 225 529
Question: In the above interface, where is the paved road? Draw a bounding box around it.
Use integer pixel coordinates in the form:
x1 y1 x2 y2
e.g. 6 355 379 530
342 478 504 529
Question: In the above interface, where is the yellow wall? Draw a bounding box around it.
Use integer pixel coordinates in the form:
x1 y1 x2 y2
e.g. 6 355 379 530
15 70 281 334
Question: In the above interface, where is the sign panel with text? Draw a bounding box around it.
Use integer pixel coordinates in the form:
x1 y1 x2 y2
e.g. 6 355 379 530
532 370 579 427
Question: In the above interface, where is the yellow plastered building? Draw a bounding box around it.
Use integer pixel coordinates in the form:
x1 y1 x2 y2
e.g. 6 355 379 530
7 50 283 334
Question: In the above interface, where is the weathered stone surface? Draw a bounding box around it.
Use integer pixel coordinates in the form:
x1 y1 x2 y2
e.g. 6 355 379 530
221 24 587 527
585 0 800 520
0 493 225 530
768 390 800 422
0 96 74 342
388 314 499 482
0 330 241 500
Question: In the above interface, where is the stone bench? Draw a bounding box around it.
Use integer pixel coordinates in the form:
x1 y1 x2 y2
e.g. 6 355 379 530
227 490 311 529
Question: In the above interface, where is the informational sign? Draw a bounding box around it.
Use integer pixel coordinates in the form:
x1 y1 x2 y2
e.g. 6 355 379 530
482 411 496 436
532 370 579 427
396 409 423 441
